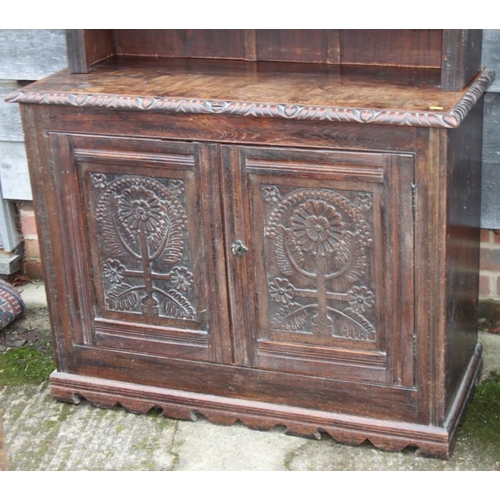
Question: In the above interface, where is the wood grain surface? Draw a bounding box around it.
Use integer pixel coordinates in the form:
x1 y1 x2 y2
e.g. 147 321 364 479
6 57 494 128
13 29 488 460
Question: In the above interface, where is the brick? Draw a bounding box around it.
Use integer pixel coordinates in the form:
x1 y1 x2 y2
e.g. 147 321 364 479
19 203 38 237
23 260 44 279
480 229 491 243
23 238 41 260
479 275 491 297
19 214 38 237
493 231 500 246
480 248 500 272
17 200 33 215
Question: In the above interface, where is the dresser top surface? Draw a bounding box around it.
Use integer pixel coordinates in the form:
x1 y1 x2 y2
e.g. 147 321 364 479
6 56 494 128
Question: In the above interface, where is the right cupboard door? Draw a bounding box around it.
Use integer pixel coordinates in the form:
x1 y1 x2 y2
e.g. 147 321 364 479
222 145 415 387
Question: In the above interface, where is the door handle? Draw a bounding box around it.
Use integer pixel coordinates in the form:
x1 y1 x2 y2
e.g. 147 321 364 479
231 240 248 258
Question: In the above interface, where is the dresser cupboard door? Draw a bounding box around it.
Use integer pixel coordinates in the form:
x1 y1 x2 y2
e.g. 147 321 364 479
48 134 231 364
222 145 415 386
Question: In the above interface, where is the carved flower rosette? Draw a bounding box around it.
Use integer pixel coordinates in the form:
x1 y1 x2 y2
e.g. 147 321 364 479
94 174 196 322
265 187 376 341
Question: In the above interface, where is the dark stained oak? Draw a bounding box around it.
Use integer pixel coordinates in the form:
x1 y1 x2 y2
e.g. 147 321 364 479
221 146 414 385
12 29 490 460
442 30 483 91
256 30 329 63
340 30 443 68
65 30 484 91
114 29 247 61
66 29 114 74
49 344 482 460
7 57 493 129
442 98 484 412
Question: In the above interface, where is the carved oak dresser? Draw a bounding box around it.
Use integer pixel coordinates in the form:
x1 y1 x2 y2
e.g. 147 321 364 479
7 30 494 458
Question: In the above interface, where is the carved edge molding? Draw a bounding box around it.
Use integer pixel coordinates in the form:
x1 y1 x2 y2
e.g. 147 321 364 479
48 342 483 459
6 69 495 129
446 68 496 126
49 371 452 459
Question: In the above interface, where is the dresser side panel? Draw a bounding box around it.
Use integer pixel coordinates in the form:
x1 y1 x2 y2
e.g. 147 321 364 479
443 98 483 415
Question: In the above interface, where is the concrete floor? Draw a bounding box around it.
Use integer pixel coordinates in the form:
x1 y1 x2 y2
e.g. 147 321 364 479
1 283 499 471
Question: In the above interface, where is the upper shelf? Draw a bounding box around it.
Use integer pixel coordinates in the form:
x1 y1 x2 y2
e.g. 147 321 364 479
5 56 494 129
66 29 484 91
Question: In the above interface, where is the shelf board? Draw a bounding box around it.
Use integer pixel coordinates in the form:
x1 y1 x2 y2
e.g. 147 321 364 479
6 56 494 129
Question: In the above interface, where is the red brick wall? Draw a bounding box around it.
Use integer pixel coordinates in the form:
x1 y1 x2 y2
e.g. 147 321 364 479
17 201 43 279
480 229 500 300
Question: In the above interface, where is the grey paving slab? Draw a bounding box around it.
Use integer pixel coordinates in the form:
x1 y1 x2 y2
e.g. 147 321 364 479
0 385 177 471
287 437 500 471
174 418 307 471
18 282 48 308
479 331 500 380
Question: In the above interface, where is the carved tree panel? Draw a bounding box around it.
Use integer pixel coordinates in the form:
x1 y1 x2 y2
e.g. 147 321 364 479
223 145 415 385
91 173 196 323
263 185 376 342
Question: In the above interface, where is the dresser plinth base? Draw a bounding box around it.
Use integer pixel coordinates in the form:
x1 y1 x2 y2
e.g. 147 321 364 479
50 344 482 460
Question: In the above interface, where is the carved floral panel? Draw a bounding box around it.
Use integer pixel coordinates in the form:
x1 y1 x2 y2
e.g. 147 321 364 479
91 173 197 323
263 185 376 341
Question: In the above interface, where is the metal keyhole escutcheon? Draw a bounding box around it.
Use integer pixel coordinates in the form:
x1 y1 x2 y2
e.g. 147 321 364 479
231 240 248 258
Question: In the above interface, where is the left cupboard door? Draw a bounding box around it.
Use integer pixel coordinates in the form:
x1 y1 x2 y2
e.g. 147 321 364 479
47 134 232 364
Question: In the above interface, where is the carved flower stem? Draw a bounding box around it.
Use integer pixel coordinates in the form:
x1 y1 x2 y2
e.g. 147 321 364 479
139 231 154 309
313 254 335 336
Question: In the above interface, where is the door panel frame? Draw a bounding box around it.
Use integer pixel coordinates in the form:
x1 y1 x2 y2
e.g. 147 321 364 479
222 144 415 386
48 133 232 364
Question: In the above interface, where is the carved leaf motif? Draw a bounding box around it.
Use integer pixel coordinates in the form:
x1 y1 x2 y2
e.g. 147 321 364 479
286 229 305 269
163 289 196 320
271 302 309 331
117 217 141 256
275 229 294 277
98 194 140 258
105 284 139 311
330 231 367 283
98 198 137 257
148 212 169 254
99 209 126 257
161 220 184 266
343 234 367 283
339 307 375 341
333 231 353 271
148 199 185 264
